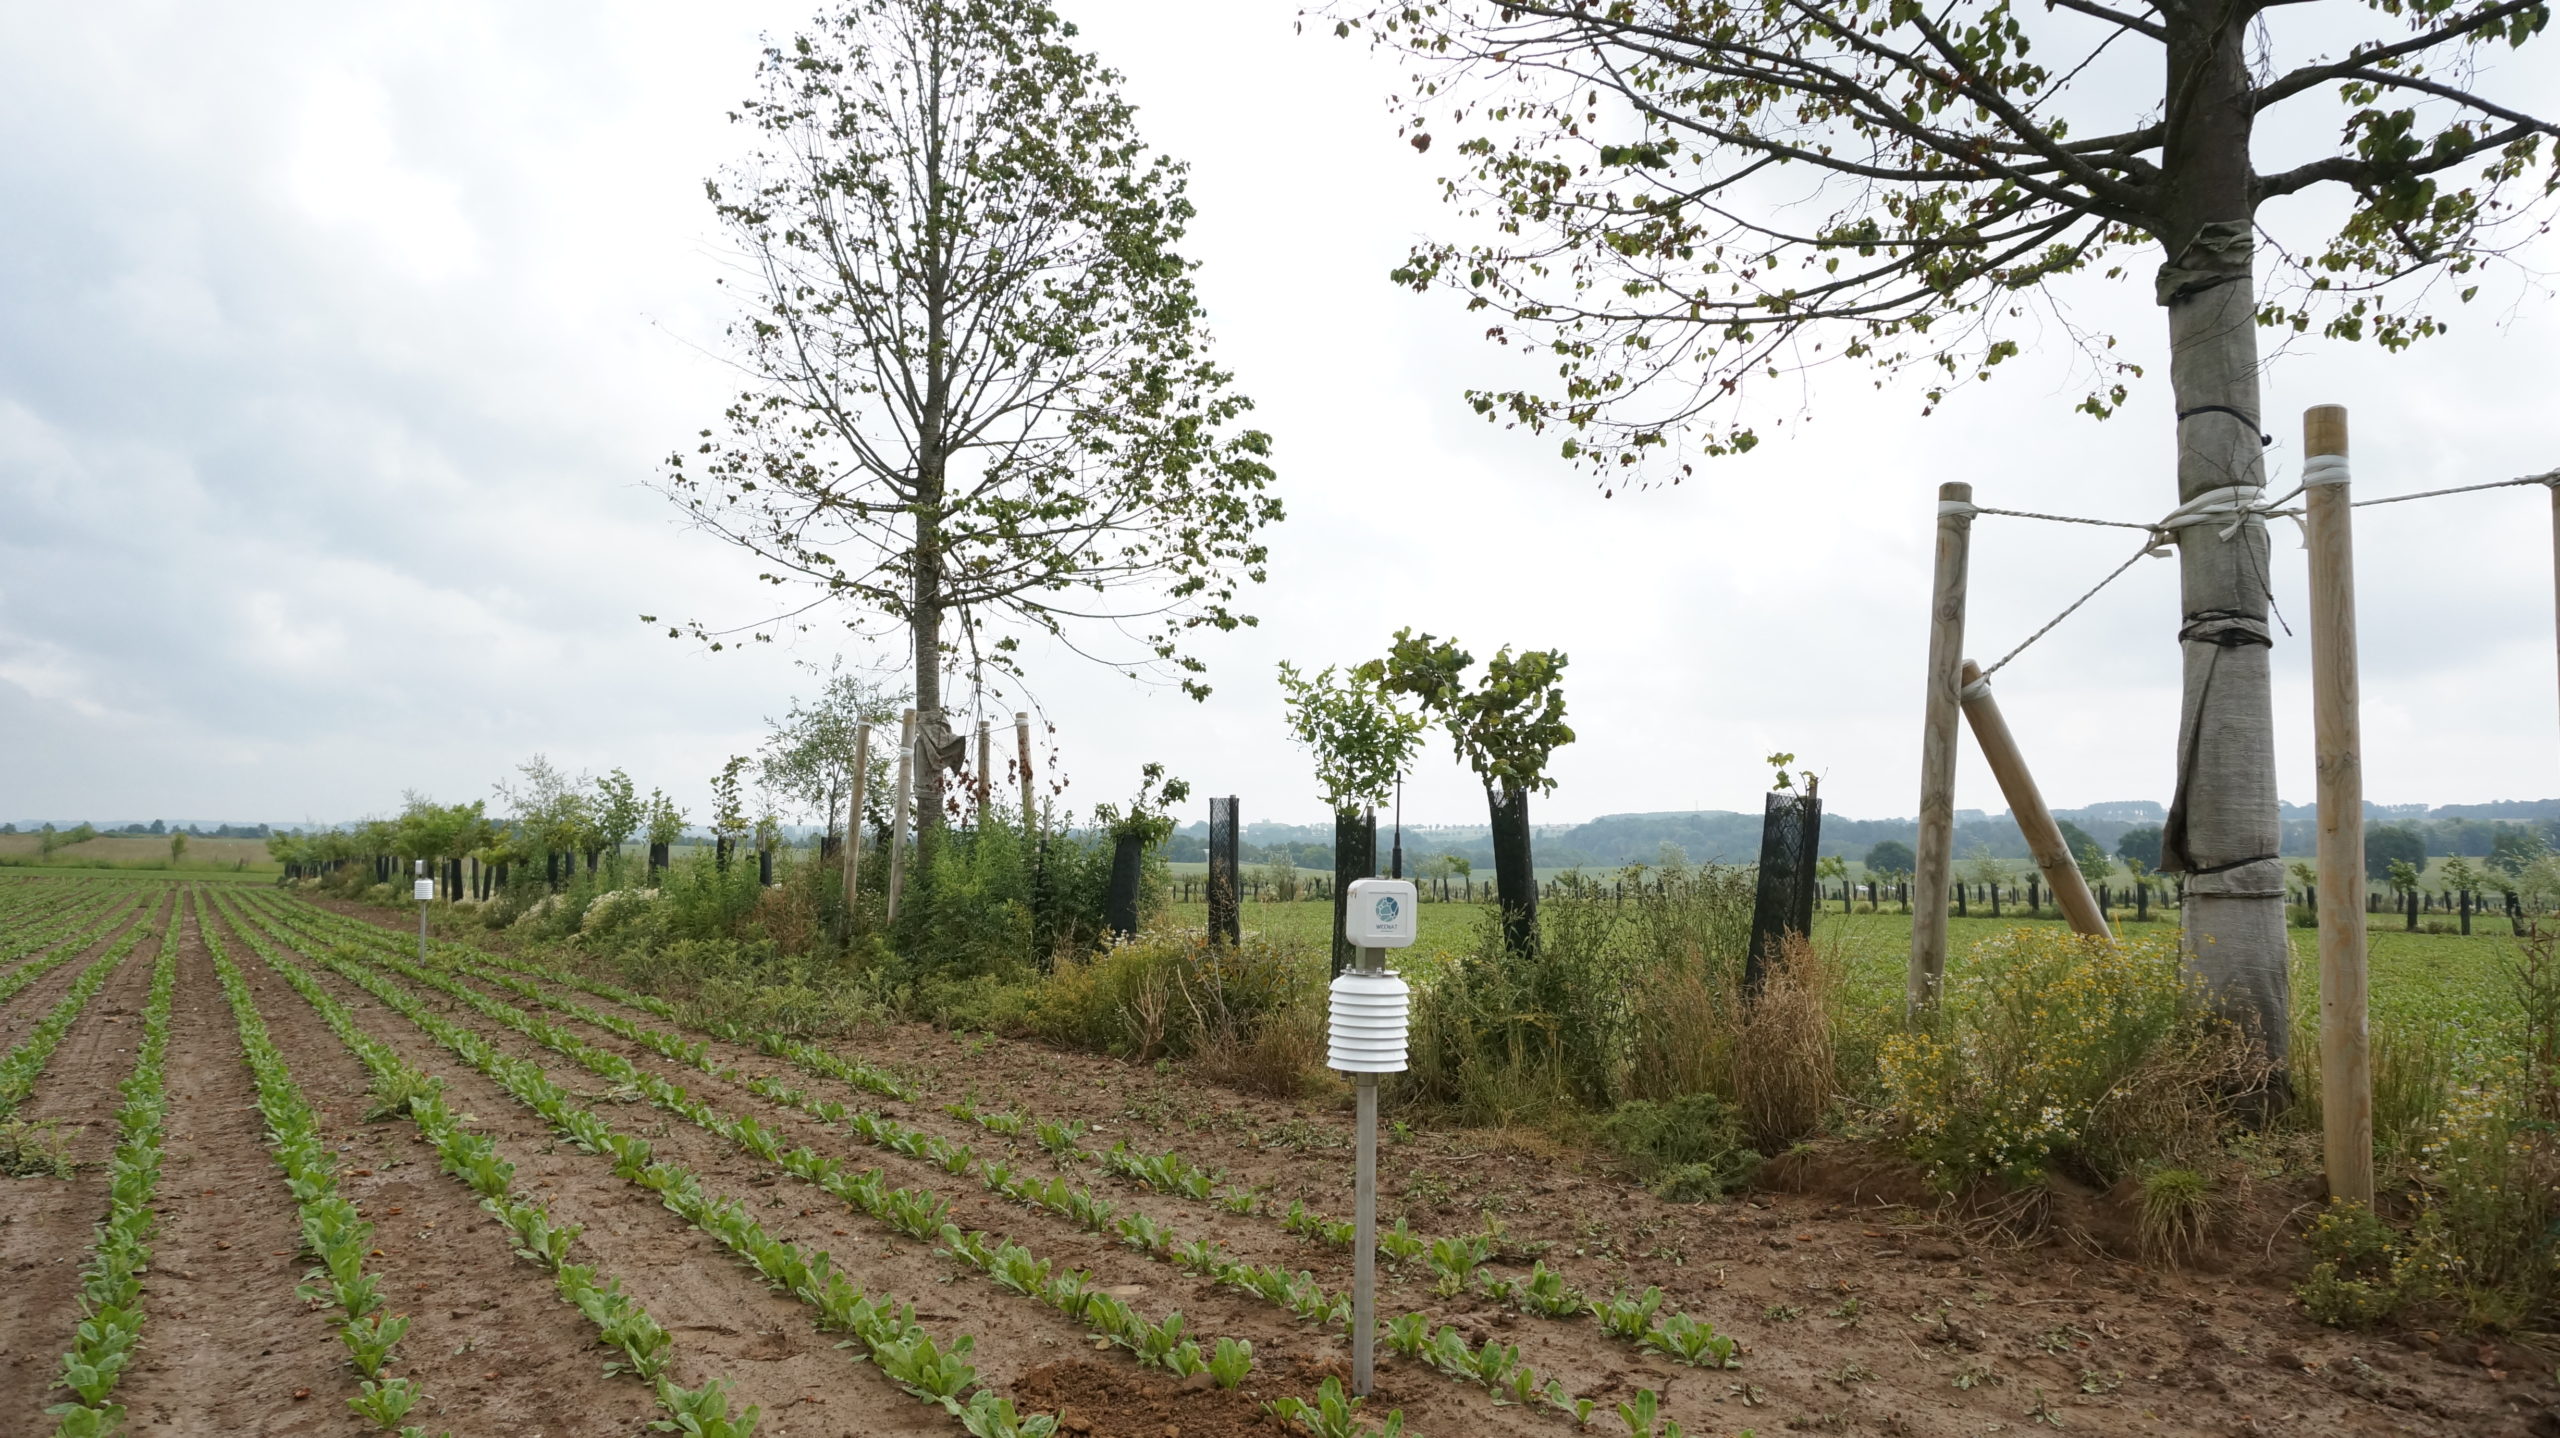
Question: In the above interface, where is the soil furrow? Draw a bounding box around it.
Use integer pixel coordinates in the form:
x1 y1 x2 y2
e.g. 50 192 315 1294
0 899 151 1043
247 916 956 1438
115 893 389 1435
180 897 668 1437
0 896 167 1425
277 911 1573 1438
297 895 2539 1438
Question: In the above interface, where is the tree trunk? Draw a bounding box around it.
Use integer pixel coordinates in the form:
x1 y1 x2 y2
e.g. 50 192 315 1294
2154 7 2289 1079
1488 785 1537 960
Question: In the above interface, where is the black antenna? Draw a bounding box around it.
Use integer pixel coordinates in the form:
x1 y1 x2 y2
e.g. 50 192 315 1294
1391 777 1404 879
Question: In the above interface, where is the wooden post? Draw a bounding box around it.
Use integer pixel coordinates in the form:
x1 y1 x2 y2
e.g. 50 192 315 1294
974 719 992 822
2305 402 2374 1208
1909 482 1975 1013
887 708 916 923
1958 661 2112 938
841 721 870 914
1014 713 1035 827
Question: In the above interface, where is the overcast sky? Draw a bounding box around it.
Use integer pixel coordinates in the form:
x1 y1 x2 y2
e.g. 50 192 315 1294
7 2 2560 833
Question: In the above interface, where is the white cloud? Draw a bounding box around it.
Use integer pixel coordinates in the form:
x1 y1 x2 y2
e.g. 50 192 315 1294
1 0 2556 829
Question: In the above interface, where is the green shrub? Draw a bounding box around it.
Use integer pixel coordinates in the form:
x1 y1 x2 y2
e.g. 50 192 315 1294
1875 928 2231 1190
1405 866 1757 1123
1598 1093 1749 1172
1025 924 1319 1064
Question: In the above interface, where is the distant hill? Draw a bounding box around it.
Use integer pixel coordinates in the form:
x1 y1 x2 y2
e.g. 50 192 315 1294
1171 796 2560 872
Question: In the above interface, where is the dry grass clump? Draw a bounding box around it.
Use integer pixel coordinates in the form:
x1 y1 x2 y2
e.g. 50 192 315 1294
1733 934 1839 1152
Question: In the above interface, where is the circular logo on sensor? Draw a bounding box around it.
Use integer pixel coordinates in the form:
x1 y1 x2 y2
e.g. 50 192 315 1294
1373 896 1401 923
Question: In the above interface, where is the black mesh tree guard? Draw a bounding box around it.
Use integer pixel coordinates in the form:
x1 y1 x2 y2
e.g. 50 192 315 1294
1746 790 1823 994
1207 796 1241 946
1330 808 1377 977
1105 832 1144 939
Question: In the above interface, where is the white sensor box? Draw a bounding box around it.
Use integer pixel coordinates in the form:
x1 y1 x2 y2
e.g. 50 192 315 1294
1343 878 1418 949
414 878 435 902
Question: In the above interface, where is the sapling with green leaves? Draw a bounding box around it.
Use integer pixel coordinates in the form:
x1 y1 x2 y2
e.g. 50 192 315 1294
1278 658 1427 971
1364 631 1572 958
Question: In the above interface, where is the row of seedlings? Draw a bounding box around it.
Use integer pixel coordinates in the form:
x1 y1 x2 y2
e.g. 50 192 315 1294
275 900 1731 1423
220 896 1037 1438
0 893 145 1004
255 912 1304 1433
270 900 1654 1423
0 882 110 961
268 904 1611 1432
248 910 1318 1350
42 893 179 1437
255 895 905 1098
205 893 760 1438
0 900 164 1121
261 900 1728 1433
201 912 446 1435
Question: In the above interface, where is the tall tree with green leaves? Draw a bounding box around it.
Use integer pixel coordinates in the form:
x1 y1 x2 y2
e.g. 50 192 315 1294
660 0 1283 844
1366 630 1573 958
1341 0 2560 1071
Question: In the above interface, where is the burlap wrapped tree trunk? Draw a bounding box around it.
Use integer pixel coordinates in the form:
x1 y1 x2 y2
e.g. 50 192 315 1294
2156 218 2289 1079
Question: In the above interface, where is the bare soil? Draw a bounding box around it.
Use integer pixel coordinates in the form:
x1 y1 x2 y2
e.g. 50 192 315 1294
0 892 167 1418
8 882 2551 1438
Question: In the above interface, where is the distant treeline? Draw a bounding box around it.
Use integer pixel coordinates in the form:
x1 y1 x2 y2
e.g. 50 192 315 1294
1167 798 2560 872
2 820 274 839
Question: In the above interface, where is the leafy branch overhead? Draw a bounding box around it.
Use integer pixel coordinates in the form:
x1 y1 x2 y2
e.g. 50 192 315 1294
1361 628 1574 798
1277 660 1429 811
660 0 1282 700
1333 0 2560 477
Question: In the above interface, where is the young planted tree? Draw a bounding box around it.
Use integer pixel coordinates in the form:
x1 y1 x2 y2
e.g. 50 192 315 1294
760 662 904 839
1341 1 2560 1067
643 789 688 879
1278 660 1429 974
1091 763 1191 938
499 756 592 890
1366 630 1573 959
709 756 752 873
591 768 644 878
660 0 1283 846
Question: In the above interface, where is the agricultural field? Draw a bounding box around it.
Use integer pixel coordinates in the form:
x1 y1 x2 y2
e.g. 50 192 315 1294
1 872 2550 1437
0 835 280 875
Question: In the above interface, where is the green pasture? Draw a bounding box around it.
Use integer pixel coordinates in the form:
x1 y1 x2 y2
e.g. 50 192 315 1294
1166 897 2527 1040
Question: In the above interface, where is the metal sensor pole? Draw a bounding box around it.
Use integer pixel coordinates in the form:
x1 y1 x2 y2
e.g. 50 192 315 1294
1353 944 1380 1394
1329 878 1414 1398
413 858 432 964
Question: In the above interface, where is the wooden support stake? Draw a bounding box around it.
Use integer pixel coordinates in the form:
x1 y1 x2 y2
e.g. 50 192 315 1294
841 721 870 913
887 708 916 923
2305 403 2374 1207
974 719 992 821
1908 481 1974 1014
1014 712 1035 827
1958 660 2111 938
